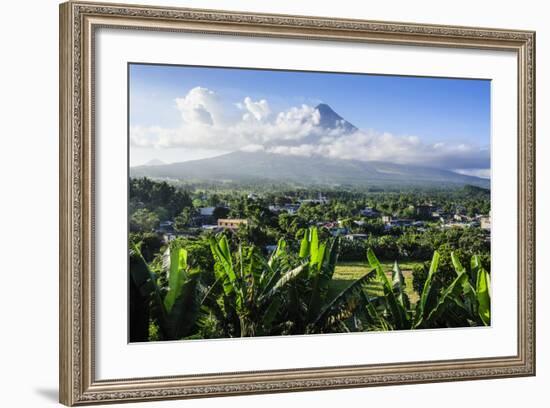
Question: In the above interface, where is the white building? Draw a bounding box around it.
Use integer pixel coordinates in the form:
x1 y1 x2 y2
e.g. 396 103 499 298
199 207 215 216
480 216 491 231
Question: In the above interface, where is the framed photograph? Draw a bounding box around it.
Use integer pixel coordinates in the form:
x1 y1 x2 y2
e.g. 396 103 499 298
59 1 536 405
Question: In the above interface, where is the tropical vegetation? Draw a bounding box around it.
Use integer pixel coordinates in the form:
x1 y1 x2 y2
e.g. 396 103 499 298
130 227 491 341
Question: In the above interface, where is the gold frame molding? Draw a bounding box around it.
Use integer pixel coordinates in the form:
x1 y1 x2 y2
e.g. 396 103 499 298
59 1 536 405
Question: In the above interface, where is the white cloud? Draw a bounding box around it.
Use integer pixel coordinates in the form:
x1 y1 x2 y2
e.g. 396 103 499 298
131 87 324 151
454 168 491 179
175 87 221 125
240 144 265 153
131 86 489 170
261 130 488 169
241 96 271 121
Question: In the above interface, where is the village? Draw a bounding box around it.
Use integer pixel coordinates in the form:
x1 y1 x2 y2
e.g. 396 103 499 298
155 193 491 245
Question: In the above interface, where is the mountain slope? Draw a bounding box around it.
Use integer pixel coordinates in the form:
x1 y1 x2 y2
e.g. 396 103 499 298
315 103 357 133
130 151 489 188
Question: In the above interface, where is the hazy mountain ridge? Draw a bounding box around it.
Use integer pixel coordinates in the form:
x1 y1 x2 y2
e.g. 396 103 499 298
130 150 489 188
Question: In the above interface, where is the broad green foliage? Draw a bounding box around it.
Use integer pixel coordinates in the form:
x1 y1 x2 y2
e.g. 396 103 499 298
365 249 491 330
129 227 491 341
129 242 202 341
206 234 308 337
367 248 410 329
473 255 491 326
130 208 160 233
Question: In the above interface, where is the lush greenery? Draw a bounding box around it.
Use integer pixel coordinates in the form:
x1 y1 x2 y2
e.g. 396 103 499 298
130 227 490 341
129 177 491 341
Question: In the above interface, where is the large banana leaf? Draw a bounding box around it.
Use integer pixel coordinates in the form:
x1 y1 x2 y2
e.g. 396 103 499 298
306 242 328 320
414 251 440 328
361 292 393 331
147 243 205 340
425 272 469 324
164 246 188 312
261 297 282 333
129 243 167 341
164 268 202 339
470 254 482 283
476 265 491 326
313 269 377 330
299 228 311 259
392 261 407 309
367 248 409 329
129 243 167 324
263 262 307 299
450 252 477 317
309 228 319 261
209 236 239 298
307 235 340 321
325 237 340 282
267 238 287 270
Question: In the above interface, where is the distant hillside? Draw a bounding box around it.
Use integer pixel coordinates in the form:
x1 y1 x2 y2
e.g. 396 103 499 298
461 184 491 196
143 158 166 166
130 150 490 189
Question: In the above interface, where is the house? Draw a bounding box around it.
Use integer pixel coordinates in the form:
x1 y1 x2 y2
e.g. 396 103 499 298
319 221 339 229
201 224 220 231
480 216 491 231
391 219 412 227
415 204 435 218
441 221 476 229
454 213 471 223
298 194 329 205
157 220 174 233
162 233 176 243
281 204 300 215
344 233 369 241
454 205 467 215
217 218 248 230
360 207 379 217
199 207 215 216
384 218 412 230
381 215 392 224
329 227 348 237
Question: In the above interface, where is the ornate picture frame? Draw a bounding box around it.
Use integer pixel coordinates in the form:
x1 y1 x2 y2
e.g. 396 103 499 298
59 1 535 405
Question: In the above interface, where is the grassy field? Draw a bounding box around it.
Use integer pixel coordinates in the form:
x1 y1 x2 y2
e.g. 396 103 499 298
331 260 424 305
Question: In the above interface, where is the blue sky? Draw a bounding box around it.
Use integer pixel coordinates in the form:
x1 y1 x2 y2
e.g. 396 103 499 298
129 63 491 177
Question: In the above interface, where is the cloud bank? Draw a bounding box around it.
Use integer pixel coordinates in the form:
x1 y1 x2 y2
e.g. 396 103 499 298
131 86 489 171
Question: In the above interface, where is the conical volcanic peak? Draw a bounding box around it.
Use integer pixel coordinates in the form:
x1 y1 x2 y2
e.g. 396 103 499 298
315 103 358 133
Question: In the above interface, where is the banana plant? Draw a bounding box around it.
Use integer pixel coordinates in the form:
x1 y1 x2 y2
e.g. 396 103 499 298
413 250 441 328
312 269 377 332
367 248 411 329
129 241 203 341
474 257 491 326
365 249 491 330
298 228 379 333
300 228 338 322
450 253 491 326
207 235 307 337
